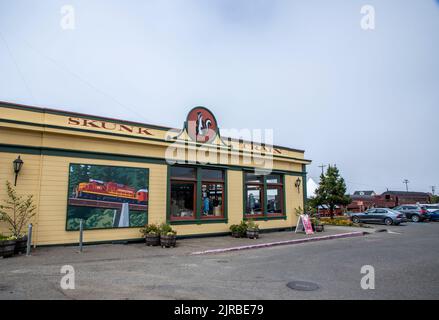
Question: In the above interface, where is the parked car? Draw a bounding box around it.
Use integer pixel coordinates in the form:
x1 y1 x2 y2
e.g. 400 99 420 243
350 208 404 226
429 210 439 222
392 205 430 222
418 204 439 213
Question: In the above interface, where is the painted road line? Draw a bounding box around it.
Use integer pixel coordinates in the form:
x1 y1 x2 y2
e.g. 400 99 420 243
191 231 365 255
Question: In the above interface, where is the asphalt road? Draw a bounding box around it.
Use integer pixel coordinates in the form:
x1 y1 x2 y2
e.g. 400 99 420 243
1 222 438 299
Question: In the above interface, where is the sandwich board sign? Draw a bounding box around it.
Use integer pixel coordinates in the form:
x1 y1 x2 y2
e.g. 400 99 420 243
295 214 314 235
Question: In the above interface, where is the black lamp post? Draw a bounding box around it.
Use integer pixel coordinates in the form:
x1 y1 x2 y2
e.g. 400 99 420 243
295 177 301 193
13 156 24 186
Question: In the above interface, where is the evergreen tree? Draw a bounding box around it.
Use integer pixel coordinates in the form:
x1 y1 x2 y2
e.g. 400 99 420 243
312 165 351 218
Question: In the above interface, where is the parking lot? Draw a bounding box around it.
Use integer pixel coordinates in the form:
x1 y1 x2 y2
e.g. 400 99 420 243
1 221 438 300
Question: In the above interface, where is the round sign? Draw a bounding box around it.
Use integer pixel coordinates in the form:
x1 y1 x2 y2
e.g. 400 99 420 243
186 107 218 143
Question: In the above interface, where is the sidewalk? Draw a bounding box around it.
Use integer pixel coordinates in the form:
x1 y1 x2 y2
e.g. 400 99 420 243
0 226 366 267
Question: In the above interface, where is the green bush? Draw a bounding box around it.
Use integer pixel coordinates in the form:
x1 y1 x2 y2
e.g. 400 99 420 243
159 223 176 236
246 219 259 230
230 221 248 237
0 233 17 241
140 223 160 236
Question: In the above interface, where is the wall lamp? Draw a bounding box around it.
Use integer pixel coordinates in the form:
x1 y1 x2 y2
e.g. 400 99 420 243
13 156 24 186
295 177 301 193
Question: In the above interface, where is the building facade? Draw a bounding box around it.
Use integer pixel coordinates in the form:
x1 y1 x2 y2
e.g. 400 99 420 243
0 101 311 246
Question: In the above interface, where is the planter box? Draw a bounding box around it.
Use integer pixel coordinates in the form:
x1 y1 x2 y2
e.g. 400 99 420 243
246 229 259 239
0 240 16 258
160 235 176 248
145 234 160 246
14 236 28 254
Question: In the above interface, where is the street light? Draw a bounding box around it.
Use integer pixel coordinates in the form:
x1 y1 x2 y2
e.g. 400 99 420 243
13 156 24 186
295 177 301 193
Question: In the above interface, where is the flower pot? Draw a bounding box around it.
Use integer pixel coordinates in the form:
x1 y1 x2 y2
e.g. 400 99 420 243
160 235 176 248
231 231 242 238
145 234 160 246
0 240 16 258
246 229 259 239
14 236 28 254
314 225 324 232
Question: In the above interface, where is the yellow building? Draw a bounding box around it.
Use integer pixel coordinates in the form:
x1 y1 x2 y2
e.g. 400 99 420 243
0 101 311 246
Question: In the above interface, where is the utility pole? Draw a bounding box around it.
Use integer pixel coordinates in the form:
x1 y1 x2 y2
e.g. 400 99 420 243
403 179 409 192
318 164 327 176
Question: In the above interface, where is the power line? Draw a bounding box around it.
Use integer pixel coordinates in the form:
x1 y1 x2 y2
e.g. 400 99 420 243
318 164 327 176
15 36 151 124
0 31 37 105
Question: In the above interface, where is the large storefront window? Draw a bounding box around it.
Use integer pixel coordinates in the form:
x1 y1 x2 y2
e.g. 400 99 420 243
169 166 225 223
201 168 224 219
170 182 196 219
244 172 284 218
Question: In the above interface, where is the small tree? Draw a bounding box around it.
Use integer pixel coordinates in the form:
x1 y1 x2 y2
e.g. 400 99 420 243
312 165 351 219
0 181 36 237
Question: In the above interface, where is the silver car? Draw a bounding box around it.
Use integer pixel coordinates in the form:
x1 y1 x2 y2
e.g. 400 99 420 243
351 208 404 226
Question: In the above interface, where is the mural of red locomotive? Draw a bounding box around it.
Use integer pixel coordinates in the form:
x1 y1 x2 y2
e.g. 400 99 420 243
75 179 148 204
66 164 149 231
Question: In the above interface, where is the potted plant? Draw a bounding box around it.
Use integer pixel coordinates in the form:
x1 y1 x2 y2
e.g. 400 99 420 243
230 221 247 238
140 223 160 246
311 217 324 232
0 234 17 258
159 223 177 248
229 224 241 238
0 181 36 255
246 219 259 239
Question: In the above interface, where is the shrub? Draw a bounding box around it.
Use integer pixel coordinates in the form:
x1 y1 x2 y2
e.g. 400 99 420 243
246 219 259 230
0 181 36 238
229 224 239 232
0 234 17 241
159 223 176 236
230 221 248 237
140 223 159 236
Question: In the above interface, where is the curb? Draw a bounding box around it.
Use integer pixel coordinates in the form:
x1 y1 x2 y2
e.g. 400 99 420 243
191 231 365 255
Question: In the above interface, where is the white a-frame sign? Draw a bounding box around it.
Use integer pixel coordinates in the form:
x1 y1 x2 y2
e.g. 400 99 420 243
295 214 314 235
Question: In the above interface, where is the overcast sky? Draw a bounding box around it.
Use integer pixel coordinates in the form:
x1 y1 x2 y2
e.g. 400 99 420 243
1 0 438 194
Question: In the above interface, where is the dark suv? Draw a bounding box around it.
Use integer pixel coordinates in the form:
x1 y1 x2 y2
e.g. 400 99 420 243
393 205 430 222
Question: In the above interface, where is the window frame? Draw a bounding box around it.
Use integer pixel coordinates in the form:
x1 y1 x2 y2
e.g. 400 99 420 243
167 165 228 225
243 171 286 220
169 180 197 221
200 180 225 220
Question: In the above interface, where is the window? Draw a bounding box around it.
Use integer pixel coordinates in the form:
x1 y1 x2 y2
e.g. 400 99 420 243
169 166 225 222
170 182 196 219
244 172 284 218
246 185 263 215
170 167 196 220
201 168 224 219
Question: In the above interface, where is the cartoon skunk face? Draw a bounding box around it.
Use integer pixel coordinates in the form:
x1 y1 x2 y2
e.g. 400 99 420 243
196 112 212 137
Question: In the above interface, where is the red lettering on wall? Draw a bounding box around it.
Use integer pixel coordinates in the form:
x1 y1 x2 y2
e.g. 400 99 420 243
68 117 80 125
119 125 133 133
138 128 152 136
102 122 117 130
82 119 100 128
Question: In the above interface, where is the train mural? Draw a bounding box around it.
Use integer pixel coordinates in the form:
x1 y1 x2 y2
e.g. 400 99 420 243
66 164 149 231
74 179 148 205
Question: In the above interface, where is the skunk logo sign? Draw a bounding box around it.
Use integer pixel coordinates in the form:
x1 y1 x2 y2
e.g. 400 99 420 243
186 107 218 143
